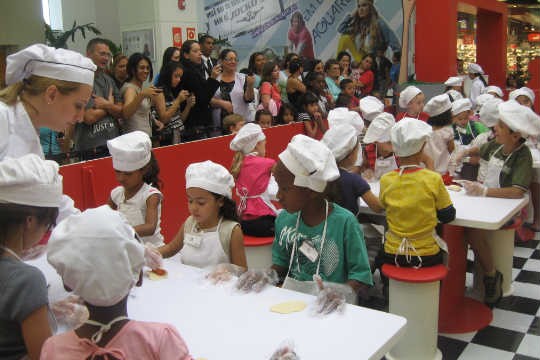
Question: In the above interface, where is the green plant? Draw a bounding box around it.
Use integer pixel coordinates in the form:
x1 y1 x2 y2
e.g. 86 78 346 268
44 21 102 49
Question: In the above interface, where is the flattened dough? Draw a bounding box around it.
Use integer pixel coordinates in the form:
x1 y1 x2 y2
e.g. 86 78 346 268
447 184 462 192
147 269 168 281
270 301 307 314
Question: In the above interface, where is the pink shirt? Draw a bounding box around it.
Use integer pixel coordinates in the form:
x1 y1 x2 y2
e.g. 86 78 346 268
41 320 192 360
236 155 276 220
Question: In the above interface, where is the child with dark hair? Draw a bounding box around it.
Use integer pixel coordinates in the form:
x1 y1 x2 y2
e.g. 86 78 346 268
276 103 297 124
298 92 327 139
254 109 273 129
107 131 165 246
339 78 360 109
159 161 247 269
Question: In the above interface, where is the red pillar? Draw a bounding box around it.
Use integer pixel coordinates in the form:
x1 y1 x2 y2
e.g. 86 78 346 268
415 0 458 82
476 9 507 88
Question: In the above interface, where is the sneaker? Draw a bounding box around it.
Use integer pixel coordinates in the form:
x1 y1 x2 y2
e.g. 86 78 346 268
484 270 503 307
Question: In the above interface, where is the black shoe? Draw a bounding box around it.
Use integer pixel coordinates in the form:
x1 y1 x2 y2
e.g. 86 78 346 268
484 270 503 307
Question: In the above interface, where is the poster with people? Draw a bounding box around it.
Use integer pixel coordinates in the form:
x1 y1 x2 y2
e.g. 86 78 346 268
202 0 407 70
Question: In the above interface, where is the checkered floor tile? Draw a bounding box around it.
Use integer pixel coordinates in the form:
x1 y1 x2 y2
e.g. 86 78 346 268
438 239 540 360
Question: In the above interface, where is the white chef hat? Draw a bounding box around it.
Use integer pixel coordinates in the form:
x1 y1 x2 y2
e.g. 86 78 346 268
391 117 433 157
446 89 464 101
0 154 62 207
475 93 495 112
484 86 503 98
478 97 503 128
359 96 384 121
327 107 365 135
229 123 266 154
509 87 535 103
424 94 452 117
498 100 540 138
363 112 396 144
107 131 152 172
5 44 96 86
321 124 359 162
398 86 423 109
451 98 473 116
185 160 235 199
468 63 484 75
47 205 145 307
444 77 463 87
278 135 339 193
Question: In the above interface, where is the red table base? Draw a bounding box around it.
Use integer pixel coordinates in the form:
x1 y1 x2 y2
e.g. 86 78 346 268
438 224 493 333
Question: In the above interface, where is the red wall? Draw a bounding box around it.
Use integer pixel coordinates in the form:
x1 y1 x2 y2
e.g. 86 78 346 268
59 123 304 241
415 0 507 86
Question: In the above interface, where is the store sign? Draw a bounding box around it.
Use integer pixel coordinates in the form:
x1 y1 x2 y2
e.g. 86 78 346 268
528 33 540 42
172 27 182 47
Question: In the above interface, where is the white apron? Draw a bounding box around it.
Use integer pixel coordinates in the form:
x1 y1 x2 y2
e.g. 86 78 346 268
374 145 398 179
484 144 523 189
454 122 476 172
116 191 163 246
180 218 228 268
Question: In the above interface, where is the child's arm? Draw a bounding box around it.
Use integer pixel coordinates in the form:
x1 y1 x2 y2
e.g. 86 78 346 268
361 190 384 213
158 222 185 258
107 197 117 210
133 194 161 237
346 279 370 299
229 224 247 268
22 305 52 360
485 186 527 199
447 139 455 154
304 118 318 138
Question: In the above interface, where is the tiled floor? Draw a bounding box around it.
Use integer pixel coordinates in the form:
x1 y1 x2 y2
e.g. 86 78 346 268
364 232 540 360
437 237 540 360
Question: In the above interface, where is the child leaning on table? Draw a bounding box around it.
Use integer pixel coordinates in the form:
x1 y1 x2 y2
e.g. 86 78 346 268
458 100 540 307
232 135 373 313
42 206 193 359
377 118 456 269
159 160 247 269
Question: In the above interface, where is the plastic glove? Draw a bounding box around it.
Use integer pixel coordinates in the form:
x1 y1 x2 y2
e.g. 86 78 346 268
206 263 245 284
459 180 488 197
51 295 89 329
313 275 355 315
236 268 279 293
144 244 163 269
361 168 375 183
270 340 299 360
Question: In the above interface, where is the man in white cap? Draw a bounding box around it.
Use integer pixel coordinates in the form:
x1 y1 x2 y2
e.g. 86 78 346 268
459 100 540 306
43 205 192 359
0 154 62 360
467 63 487 107
377 118 455 269
397 85 429 121
236 134 373 313
75 38 124 161
0 43 96 223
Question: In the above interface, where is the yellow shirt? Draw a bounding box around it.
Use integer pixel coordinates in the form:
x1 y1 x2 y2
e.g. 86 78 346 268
380 168 453 256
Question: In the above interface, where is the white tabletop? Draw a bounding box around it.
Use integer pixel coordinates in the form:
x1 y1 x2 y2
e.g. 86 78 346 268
28 255 406 360
359 182 529 230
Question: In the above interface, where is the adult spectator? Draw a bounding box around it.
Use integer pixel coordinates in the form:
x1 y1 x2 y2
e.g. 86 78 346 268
248 51 266 88
279 52 299 103
259 61 282 115
153 46 180 85
337 51 352 78
110 54 128 90
75 38 123 160
324 59 343 101
200 34 217 80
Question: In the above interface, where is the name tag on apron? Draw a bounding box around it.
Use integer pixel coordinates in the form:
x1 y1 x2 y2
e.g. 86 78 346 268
299 240 318 262
184 234 202 248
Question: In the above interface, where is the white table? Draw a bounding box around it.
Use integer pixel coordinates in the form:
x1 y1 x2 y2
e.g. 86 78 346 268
358 181 529 333
29 255 407 360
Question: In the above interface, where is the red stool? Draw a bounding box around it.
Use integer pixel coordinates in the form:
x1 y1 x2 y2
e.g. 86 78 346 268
382 264 448 360
244 236 273 268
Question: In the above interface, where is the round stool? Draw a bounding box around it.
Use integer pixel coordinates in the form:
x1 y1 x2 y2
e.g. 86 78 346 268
244 236 273 268
382 264 448 360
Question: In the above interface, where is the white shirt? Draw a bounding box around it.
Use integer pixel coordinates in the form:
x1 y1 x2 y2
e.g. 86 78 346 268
0 99 79 222
201 55 214 80
469 77 485 107
212 72 254 122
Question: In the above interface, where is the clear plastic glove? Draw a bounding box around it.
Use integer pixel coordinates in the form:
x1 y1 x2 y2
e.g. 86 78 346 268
313 275 355 315
236 268 279 293
270 340 299 360
144 244 163 269
458 180 488 197
361 168 375 183
51 295 89 329
206 263 245 284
